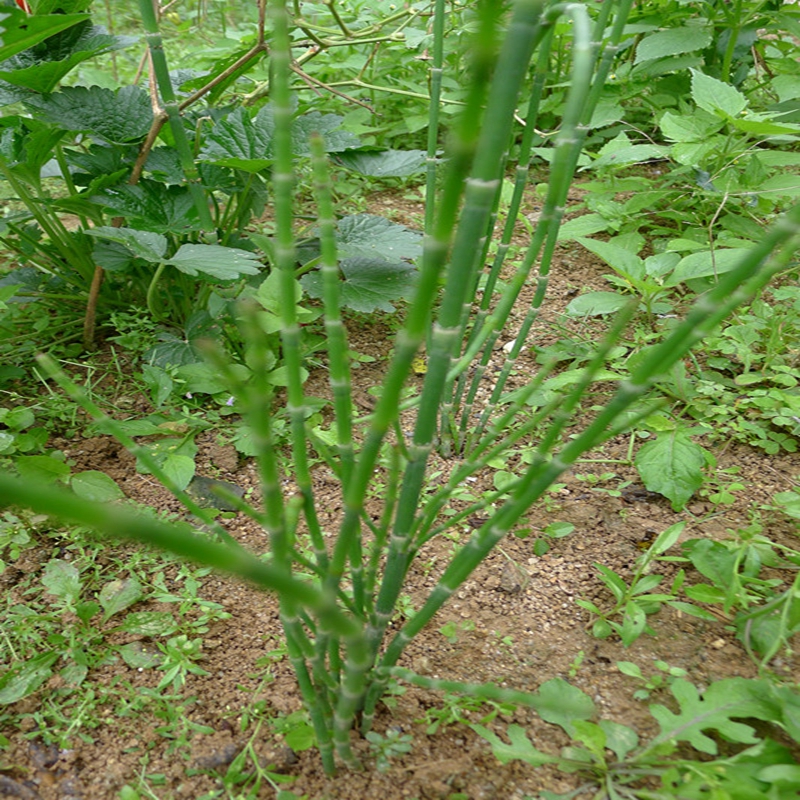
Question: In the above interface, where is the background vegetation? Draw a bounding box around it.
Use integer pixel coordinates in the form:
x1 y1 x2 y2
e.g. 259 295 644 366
0 1 799 798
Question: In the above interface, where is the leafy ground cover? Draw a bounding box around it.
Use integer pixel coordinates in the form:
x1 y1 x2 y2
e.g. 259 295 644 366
1 1 800 799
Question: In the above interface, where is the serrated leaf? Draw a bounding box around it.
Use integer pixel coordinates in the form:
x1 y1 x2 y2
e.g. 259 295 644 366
25 85 152 143
0 9 89 64
96 180 198 233
99 577 143 621
201 106 273 171
291 111 360 154
659 110 723 143
201 106 360 172
145 334 202 369
301 257 416 313
635 428 706 511
41 558 81 603
0 25 134 94
85 226 167 263
71 470 124 502
335 214 422 261
166 244 262 280
635 24 713 64
0 652 59 704
334 148 427 177
649 678 765 754
471 723 559 766
117 611 178 637
565 291 628 317
691 69 747 118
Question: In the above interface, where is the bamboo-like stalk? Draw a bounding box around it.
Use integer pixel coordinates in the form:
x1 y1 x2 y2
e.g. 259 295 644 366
137 0 215 235
364 0 546 669
376 201 800 675
455 0 634 453
423 0 446 237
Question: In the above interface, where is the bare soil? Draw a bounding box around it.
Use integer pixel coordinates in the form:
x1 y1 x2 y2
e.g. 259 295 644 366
1 189 798 800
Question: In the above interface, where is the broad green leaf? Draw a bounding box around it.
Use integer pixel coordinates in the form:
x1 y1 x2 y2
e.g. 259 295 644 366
161 453 195 491
257 269 301 314
0 9 89 64
684 539 735 588
691 69 747 118
3 407 34 430
166 244 262 280
117 611 178 637
201 106 360 171
471 723 559 766
600 720 639 761
71 470 124 503
99 577 143 621
335 214 422 261
301 257 416 313
145 335 202 369
635 428 706 511
176 362 249 395
565 292 628 317
201 106 274 172
25 85 152 143
575 237 644 280
591 143 667 170
291 111 360 154
0 652 59 704
15 454 71 483
117 641 164 669
97 181 198 233
534 678 596 735
334 149 428 177
41 558 81 603
0 26 134 94
635 24 713 64
759 174 800 200
730 116 800 136
557 213 609 241
666 248 751 286
85 227 166 262
659 110 723 143
649 678 765 754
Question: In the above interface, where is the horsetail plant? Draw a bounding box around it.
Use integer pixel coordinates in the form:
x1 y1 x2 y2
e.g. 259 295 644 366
1 0 800 778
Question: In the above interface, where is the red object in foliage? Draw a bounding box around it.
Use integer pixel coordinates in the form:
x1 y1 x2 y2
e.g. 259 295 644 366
15 0 31 12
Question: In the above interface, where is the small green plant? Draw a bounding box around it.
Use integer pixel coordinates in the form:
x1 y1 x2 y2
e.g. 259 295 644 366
365 728 413 773
616 659 689 701
577 523 716 645
420 692 515 736
472 674 800 799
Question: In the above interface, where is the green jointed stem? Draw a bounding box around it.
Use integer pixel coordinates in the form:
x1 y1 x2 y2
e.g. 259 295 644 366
310 135 354 492
459 2 598 451
137 0 214 234
0 473 360 638
378 202 800 674
268 0 327 574
424 0 446 236
368 0 546 658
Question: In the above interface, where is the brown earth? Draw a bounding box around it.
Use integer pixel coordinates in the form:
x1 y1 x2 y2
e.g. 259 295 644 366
1 188 798 800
